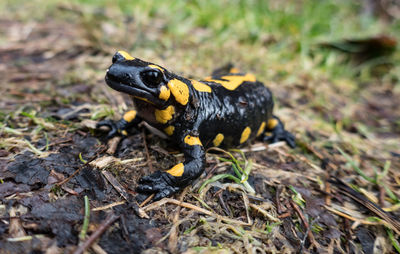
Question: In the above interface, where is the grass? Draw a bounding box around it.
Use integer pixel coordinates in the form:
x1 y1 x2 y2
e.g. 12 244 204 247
198 148 255 194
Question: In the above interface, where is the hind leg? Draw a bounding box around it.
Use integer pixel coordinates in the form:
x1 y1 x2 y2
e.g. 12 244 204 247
263 116 295 148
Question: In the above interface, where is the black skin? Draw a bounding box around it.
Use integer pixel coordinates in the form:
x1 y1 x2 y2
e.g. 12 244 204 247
97 51 295 201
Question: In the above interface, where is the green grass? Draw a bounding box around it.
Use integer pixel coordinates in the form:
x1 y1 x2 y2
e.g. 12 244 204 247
1 0 398 82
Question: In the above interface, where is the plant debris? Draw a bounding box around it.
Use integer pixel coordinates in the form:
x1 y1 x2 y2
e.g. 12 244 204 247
1 1 399 253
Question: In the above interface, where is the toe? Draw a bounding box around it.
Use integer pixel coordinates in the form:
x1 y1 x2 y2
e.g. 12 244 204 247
136 184 156 193
153 186 179 201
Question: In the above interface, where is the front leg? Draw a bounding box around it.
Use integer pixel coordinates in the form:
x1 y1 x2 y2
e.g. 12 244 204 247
97 110 141 138
137 132 206 201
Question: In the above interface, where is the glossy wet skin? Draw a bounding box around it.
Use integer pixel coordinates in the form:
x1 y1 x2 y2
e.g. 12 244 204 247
106 53 171 108
99 51 295 201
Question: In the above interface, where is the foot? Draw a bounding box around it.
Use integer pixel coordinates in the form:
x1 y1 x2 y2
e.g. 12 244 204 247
96 119 129 139
264 128 296 148
136 171 181 201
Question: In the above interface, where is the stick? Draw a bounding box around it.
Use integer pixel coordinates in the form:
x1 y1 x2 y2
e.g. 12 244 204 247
73 213 119 254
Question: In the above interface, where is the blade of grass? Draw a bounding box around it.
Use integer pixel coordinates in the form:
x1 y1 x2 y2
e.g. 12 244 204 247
387 228 400 253
336 146 376 184
198 174 241 193
79 195 90 241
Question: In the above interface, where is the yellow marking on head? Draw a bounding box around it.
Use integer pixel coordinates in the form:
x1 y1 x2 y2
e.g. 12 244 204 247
240 127 252 144
148 64 164 73
212 133 224 147
205 73 256 90
164 125 175 136
256 121 266 137
184 135 202 146
267 118 279 130
166 163 184 177
190 79 212 93
229 67 240 73
167 79 190 105
154 105 175 124
123 110 137 122
159 86 170 101
117 50 135 60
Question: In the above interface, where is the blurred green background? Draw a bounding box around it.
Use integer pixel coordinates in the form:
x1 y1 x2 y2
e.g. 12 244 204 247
1 0 399 81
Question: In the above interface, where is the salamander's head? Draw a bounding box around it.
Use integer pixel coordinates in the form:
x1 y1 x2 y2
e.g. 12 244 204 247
105 51 172 108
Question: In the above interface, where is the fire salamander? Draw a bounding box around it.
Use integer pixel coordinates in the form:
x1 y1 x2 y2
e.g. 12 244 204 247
98 51 295 201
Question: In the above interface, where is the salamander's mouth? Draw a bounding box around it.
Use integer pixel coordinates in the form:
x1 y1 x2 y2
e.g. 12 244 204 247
105 75 168 107
105 75 152 98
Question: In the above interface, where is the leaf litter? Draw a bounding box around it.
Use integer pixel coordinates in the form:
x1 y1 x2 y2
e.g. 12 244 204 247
0 2 399 254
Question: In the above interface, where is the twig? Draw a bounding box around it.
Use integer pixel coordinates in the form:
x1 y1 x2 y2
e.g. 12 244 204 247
91 243 108 254
325 179 332 206
290 200 317 248
217 191 231 216
101 170 130 201
275 186 284 214
106 136 121 155
325 205 389 226
249 203 280 222
329 177 400 235
45 138 73 149
277 212 291 219
57 147 106 186
139 194 155 207
141 130 153 174
242 192 252 225
143 198 250 225
73 213 119 254
92 201 126 211
168 190 186 252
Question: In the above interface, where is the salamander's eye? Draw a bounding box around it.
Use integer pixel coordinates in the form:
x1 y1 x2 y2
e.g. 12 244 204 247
141 70 163 87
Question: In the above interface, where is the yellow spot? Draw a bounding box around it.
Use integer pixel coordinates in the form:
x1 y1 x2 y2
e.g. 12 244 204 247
168 79 189 105
256 121 266 136
240 127 251 144
166 163 184 177
190 79 211 93
148 64 164 73
123 110 137 122
212 133 224 147
267 118 279 130
117 50 135 60
164 126 174 136
184 135 202 146
121 130 128 136
205 73 256 90
159 86 170 101
229 67 240 73
154 105 175 124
